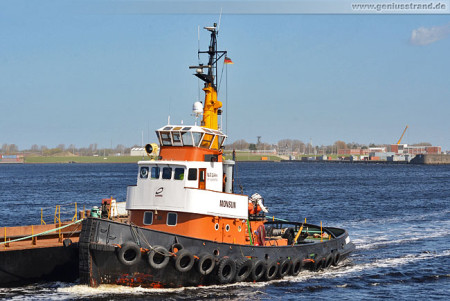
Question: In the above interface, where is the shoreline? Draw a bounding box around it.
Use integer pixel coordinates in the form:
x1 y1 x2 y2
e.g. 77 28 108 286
1 154 448 165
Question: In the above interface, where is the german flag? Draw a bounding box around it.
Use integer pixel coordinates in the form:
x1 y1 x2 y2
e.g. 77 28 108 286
224 56 233 64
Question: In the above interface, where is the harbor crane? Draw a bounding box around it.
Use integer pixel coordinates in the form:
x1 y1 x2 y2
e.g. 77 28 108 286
397 125 408 144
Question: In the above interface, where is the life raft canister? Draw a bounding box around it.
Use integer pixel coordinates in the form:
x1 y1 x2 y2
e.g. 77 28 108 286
248 201 262 215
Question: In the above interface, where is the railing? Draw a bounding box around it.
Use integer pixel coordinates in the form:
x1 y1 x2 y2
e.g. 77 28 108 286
37 202 85 243
2 219 83 249
40 202 83 225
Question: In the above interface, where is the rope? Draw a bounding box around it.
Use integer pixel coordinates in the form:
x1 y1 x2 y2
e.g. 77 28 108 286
129 222 175 257
217 60 225 93
0 219 83 245
267 216 290 222
66 220 82 238
40 202 78 210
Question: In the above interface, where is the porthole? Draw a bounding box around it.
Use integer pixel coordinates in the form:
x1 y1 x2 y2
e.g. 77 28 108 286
213 249 220 256
225 224 230 232
238 225 242 232
214 223 219 231
140 167 149 179
143 211 153 225
167 212 177 226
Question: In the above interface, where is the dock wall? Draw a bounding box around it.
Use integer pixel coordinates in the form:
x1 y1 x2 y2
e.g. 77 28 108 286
410 154 450 165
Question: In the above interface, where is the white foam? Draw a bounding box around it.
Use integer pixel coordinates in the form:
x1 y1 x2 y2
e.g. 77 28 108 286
49 250 449 297
355 231 448 250
57 280 269 297
346 209 450 229
271 249 450 285
348 217 450 251
324 250 450 278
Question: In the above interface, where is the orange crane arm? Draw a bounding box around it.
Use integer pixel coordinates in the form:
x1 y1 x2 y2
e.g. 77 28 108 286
397 125 408 144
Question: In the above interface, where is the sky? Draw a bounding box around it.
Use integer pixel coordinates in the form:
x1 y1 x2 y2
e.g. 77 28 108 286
1 1 449 150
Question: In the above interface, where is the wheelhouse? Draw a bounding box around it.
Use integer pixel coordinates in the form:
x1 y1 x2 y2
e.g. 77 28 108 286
156 125 226 150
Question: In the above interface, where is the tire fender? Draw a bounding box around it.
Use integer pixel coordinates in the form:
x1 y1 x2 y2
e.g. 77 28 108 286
235 257 253 282
290 257 302 276
250 259 266 281
325 255 333 268
332 252 341 266
216 257 236 284
196 253 215 275
174 249 195 273
148 245 170 269
278 259 291 278
117 242 141 266
264 261 278 281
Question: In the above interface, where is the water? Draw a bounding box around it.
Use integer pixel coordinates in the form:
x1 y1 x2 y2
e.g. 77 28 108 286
0 162 449 300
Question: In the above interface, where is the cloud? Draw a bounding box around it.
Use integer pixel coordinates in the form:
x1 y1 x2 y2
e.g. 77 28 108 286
410 23 450 46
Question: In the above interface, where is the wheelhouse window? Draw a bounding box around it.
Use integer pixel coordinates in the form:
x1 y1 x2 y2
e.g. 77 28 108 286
139 167 149 179
160 132 172 146
188 168 197 181
217 135 226 148
192 132 203 147
181 131 194 146
200 133 214 149
167 212 177 226
172 132 182 146
174 168 185 180
143 212 153 225
151 167 160 179
210 135 218 150
162 167 172 179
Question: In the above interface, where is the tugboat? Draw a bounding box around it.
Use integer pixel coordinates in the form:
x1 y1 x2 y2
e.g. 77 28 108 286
79 24 355 288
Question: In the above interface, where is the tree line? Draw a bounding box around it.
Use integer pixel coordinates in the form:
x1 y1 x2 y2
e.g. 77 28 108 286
0 143 142 156
1 140 433 156
225 139 433 155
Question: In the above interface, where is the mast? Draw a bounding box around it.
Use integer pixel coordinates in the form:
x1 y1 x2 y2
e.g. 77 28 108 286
189 23 227 131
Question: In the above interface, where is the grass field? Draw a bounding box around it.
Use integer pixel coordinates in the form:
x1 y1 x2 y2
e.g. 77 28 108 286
223 152 283 161
24 153 284 163
24 156 155 164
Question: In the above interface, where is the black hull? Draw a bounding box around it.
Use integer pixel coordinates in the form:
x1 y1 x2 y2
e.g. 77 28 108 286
79 218 355 288
0 244 79 287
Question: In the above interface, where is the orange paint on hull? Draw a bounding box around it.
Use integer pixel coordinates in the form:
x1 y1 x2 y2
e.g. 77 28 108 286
130 210 248 244
159 147 222 162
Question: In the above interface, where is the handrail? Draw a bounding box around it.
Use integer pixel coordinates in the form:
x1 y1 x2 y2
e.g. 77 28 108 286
41 203 80 225
0 219 83 246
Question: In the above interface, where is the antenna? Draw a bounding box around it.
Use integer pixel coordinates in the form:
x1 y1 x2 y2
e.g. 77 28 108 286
197 25 200 62
218 8 223 34
197 25 201 101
